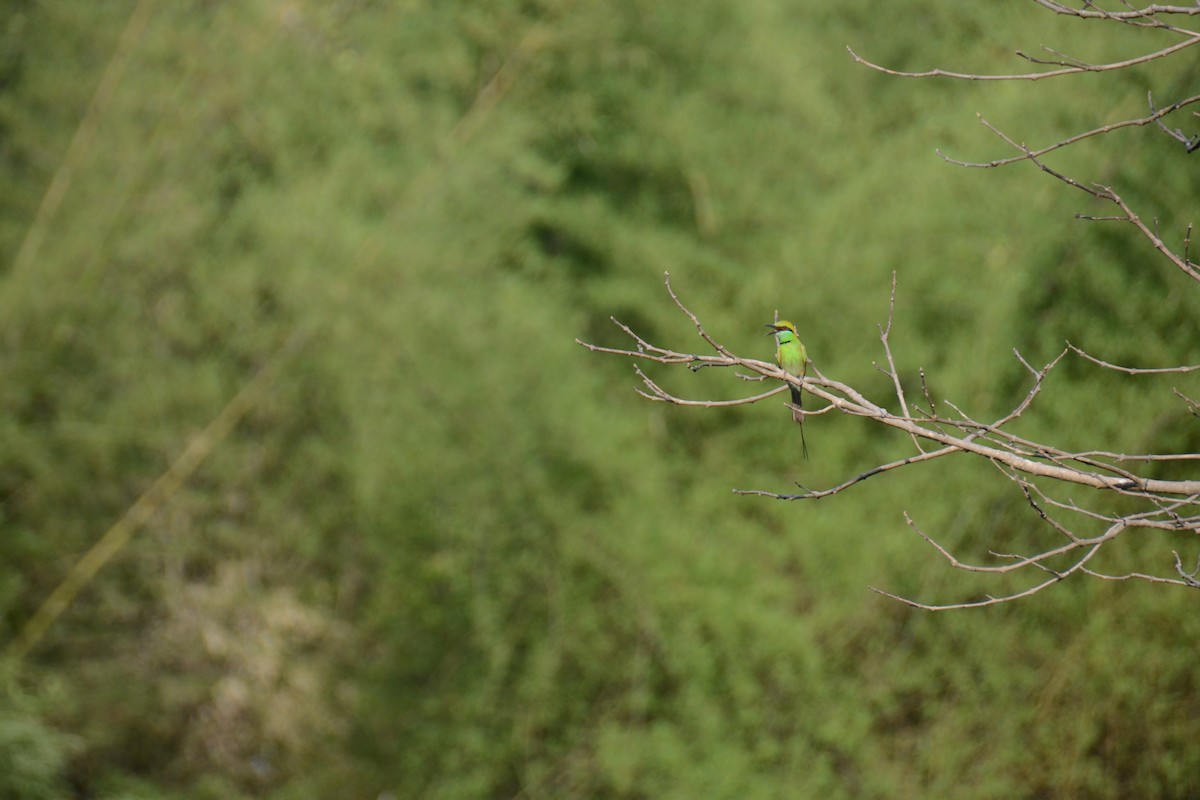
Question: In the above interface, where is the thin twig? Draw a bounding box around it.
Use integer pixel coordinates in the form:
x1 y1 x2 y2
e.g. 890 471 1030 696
734 447 961 500
941 93 1200 168
877 271 924 453
1068 341 1200 373
847 35 1200 82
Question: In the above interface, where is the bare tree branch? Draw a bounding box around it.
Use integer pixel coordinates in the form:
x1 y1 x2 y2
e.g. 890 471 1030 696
1067 342 1200 373
877 271 924 453
1031 0 1200 22
734 447 961 500
1148 91 1200 151
939 93 1200 169
580 269 1200 610
579 278 1200 498
847 35 1200 83
956 117 1200 283
841 3 1200 607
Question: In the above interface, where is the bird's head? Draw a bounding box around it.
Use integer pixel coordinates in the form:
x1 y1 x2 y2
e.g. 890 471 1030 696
764 320 798 337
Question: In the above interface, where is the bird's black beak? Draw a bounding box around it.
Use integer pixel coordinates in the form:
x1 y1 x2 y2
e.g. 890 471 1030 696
764 324 779 335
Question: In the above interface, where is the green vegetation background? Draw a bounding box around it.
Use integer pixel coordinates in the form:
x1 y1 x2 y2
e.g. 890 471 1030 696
2 1 1199 797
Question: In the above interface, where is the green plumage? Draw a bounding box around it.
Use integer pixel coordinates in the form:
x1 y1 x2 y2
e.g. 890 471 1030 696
766 320 809 460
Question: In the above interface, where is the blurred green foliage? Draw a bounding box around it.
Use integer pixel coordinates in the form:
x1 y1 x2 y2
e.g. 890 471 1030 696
2 0 1199 797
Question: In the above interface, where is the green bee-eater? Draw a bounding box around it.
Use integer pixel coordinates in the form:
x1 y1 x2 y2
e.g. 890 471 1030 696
766 320 809 460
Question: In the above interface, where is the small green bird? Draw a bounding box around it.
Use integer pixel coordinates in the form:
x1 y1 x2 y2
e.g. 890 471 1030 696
766 320 809 460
